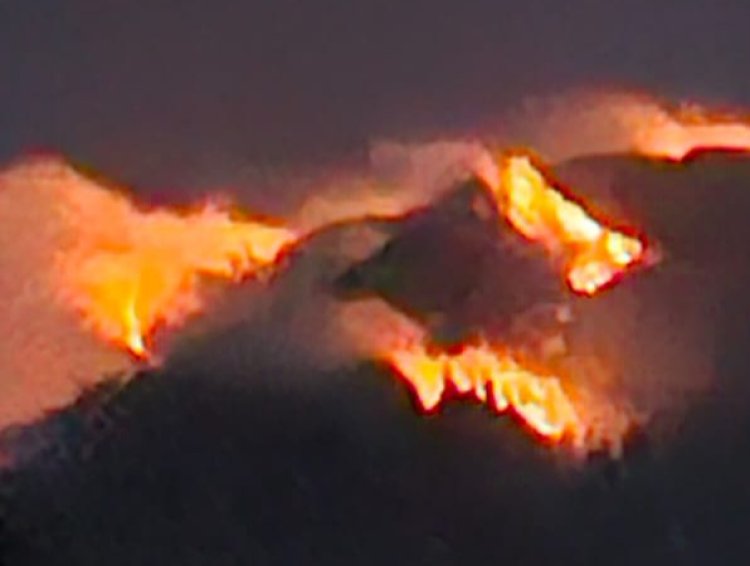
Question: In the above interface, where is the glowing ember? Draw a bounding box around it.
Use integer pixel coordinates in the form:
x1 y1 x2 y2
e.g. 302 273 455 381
489 155 644 294
384 342 582 443
55 182 297 357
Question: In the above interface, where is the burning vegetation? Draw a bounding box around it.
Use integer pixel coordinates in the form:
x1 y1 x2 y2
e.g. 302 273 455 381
492 154 644 295
511 91 750 163
365 154 648 452
2 89 749 455
384 342 582 444
625 100 750 160
54 184 296 357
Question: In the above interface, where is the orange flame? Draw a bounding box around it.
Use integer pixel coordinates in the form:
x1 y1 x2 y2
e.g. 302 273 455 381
508 91 750 164
487 155 644 294
384 342 583 444
54 183 297 357
623 100 750 161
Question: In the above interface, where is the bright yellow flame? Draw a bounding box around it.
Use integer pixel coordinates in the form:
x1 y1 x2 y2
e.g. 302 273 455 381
123 296 146 358
385 342 583 443
55 184 297 357
493 155 644 294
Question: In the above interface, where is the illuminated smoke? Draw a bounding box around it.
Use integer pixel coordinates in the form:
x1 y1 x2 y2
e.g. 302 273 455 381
53 171 296 357
506 90 750 162
2 88 743 454
0 158 134 429
289 140 498 233
0 156 297 432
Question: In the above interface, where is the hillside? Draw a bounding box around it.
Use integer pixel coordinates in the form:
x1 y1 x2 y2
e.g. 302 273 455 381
4 150 750 564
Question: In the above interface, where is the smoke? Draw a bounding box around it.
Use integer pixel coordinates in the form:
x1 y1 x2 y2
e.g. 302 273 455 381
2 87 747 458
289 139 497 232
0 155 295 434
159 139 497 379
502 89 750 162
0 157 135 430
0 141 472 435
165 217 426 384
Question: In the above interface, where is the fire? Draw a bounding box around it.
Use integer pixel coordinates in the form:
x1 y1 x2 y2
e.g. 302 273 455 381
625 102 750 161
384 342 583 444
510 91 750 164
54 181 297 357
489 155 644 294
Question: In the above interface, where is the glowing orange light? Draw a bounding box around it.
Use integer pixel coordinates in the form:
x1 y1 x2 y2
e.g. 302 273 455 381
625 102 750 161
385 342 583 443
55 184 297 357
490 155 644 294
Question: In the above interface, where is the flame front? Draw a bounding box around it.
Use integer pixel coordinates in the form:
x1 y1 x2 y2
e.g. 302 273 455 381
590 95 750 161
385 342 582 443
519 92 750 163
490 155 644 294
625 102 750 161
55 184 297 357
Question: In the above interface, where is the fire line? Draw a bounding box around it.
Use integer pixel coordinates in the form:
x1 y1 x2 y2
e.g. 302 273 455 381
384 342 583 444
489 155 645 295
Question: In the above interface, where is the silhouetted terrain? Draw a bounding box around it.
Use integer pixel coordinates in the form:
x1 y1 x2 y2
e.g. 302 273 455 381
4 152 750 564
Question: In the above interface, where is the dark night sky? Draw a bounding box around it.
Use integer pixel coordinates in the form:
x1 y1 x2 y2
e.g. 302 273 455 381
3 0 750 187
